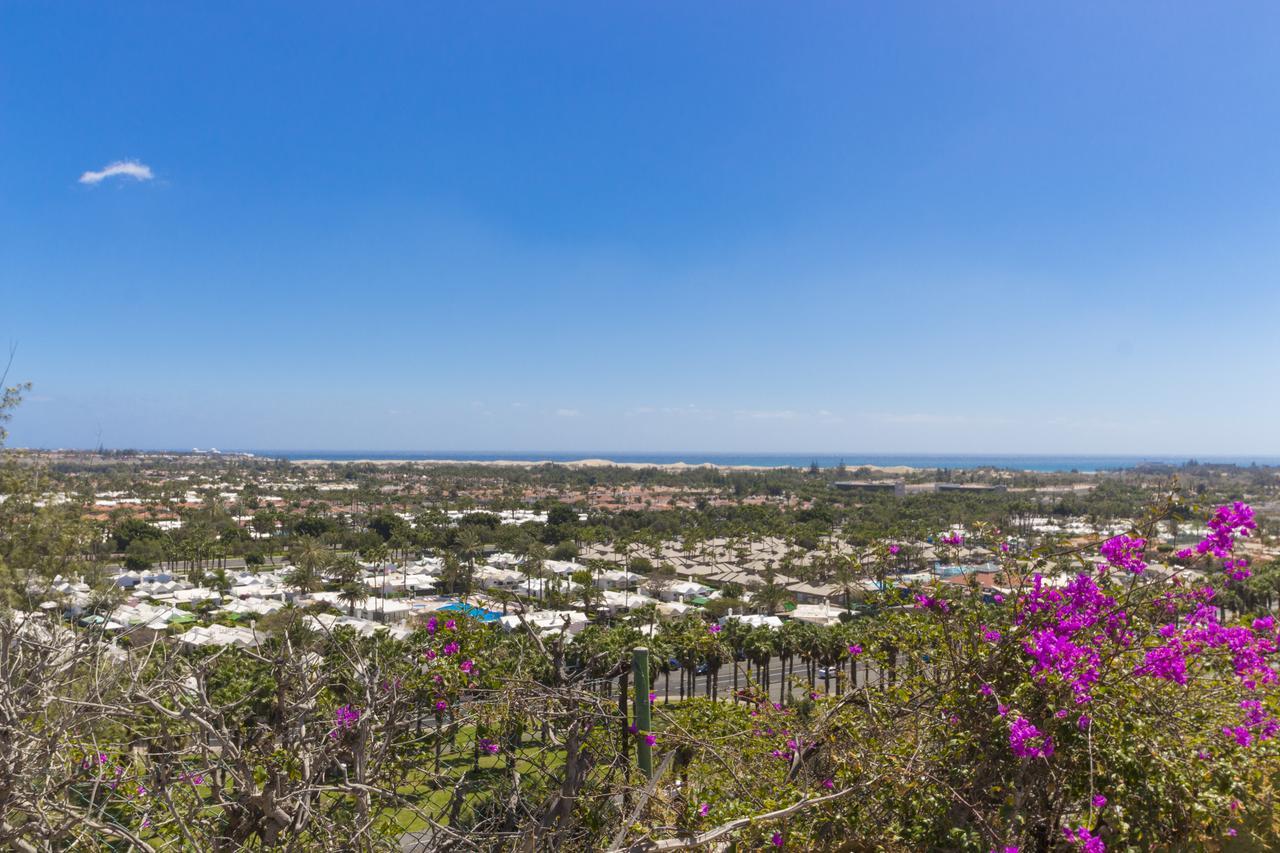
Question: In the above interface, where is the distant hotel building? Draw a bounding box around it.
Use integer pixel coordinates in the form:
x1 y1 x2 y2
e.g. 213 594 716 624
933 482 1007 493
833 480 906 496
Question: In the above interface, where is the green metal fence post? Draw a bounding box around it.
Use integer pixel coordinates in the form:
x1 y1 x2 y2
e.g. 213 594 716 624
633 646 652 778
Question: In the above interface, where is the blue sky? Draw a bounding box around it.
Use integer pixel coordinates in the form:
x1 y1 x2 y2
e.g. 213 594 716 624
2 2 1278 454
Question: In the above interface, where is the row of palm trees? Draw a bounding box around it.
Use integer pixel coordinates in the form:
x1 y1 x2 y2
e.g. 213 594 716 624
570 615 898 706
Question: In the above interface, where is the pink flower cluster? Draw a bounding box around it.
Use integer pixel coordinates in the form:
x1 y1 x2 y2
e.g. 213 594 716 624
329 704 361 738
769 736 802 761
1134 600 1278 691
425 615 460 635
940 532 965 547
1198 501 1256 559
1098 535 1147 575
914 593 950 614
1176 502 1257 580
80 752 110 770
1222 699 1280 748
1008 715 1053 759
1063 825 1105 852
1019 573 1127 704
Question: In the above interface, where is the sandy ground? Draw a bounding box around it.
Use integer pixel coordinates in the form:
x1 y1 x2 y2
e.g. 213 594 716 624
292 457 920 474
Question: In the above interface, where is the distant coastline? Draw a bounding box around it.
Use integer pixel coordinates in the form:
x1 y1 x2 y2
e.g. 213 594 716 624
231 451 1280 473
18 449 1280 473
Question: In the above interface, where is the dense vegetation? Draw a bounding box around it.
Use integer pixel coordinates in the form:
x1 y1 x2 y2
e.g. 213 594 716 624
2 386 1279 850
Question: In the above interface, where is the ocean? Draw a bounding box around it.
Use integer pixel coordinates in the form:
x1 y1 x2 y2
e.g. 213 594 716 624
232 451 1280 472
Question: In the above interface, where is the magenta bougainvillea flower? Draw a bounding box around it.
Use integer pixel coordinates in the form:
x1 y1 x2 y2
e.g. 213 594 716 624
329 704 361 739
1008 715 1053 759
1197 502 1256 559
915 594 950 613
1099 534 1147 574
1063 825 1105 852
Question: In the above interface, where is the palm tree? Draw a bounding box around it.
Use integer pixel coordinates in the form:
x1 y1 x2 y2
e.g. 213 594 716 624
673 625 701 701
797 623 822 692
291 535 332 575
284 562 321 598
286 536 331 598
455 528 483 596
521 541 548 579
209 567 232 596
338 580 369 618
742 627 775 694
720 619 749 698
776 620 806 705
571 569 597 616
816 625 846 694
752 568 793 616
616 534 633 571
330 554 367 616
680 531 702 568
834 555 860 612
839 623 862 689
702 632 727 699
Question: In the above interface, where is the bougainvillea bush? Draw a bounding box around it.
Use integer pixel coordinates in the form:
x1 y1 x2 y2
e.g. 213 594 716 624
0 497 1275 851
624 499 1278 851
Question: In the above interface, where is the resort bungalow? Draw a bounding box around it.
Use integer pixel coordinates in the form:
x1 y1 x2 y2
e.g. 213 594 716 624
497 609 588 636
475 566 525 592
786 581 844 606
787 602 850 627
598 589 658 616
719 613 784 631
645 579 714 603
595 569 643 591
543 559 583 577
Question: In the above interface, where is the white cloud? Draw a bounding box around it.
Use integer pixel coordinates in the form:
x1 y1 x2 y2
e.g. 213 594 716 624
79 160 154 185
555 408 581 418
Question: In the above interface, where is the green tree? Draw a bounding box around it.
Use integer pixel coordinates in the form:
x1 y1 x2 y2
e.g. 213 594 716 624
123 537 163 572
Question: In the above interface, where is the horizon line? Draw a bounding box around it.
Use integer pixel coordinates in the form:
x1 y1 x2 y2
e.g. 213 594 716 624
12 447 1280 459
